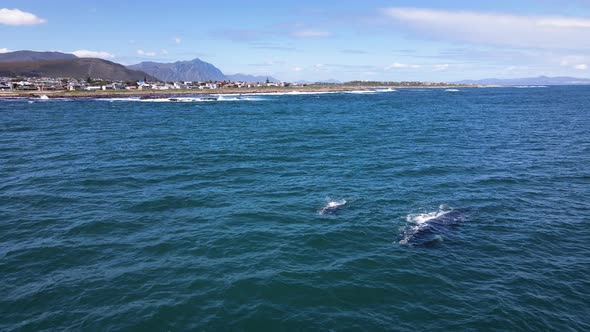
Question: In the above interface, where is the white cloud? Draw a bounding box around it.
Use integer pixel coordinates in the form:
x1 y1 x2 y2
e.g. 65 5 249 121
0 8 46 25
560 55 589 66
161 49 169 55
537 17 590 28
72 50 115 59
383 7 590 50
293 66 304 72
385 63 421 70
559 55 590 70
291 30 332 38
433 64 450 71
383 62 450 71
0 48 11 53
174 37 181 44
137 49 157 57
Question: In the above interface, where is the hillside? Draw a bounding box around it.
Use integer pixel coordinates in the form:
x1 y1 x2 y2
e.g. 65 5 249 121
0 58 154 81
128 58 226 82
0 51 77 62
0 50 279 82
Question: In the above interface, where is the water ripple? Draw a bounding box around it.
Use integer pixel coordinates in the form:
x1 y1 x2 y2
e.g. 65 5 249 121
1 87 589 330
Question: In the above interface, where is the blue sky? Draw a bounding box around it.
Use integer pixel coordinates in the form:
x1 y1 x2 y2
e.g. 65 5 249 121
2 0 590 81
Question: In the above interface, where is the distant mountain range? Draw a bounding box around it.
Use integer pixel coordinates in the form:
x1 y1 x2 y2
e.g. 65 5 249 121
0 57 154 81
0 50 77 62
0 50 280 82
127 58 226 82
128 59 279 82
456 76 590 86
4 51 590 86
295 79 341 84
226 73 279 83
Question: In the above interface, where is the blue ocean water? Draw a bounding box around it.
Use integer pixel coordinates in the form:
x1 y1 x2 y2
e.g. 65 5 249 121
1 87 589 331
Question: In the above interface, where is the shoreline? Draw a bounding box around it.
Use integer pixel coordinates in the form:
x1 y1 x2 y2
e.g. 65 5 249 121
0 84 480 99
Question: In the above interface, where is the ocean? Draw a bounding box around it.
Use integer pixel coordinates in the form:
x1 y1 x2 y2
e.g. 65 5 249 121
1 87 589 331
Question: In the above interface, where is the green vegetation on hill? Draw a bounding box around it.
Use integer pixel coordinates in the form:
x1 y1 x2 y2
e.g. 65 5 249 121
0 58 155 81
0 51 77 62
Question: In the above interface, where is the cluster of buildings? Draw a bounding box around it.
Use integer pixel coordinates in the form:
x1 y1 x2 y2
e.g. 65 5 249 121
0 77 68 91
0 76 296 92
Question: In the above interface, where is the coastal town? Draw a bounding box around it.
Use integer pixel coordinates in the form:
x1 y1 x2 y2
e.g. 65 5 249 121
0 76 467 96
0 76 297 92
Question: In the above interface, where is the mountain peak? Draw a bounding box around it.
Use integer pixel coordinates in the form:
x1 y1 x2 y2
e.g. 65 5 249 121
128 58 226 82
0 50 77 62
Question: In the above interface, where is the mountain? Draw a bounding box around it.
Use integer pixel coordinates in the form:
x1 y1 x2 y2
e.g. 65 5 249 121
1 50 280 83
295 79 341 84
226 73 279 83
0 50 77 62
0 58 154 81
128 58 226 82
455 76 590 86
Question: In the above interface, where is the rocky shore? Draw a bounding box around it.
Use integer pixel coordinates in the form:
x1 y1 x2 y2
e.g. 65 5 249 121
0 84 478 99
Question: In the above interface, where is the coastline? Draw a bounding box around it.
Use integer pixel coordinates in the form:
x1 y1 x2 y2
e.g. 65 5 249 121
0 84 480 99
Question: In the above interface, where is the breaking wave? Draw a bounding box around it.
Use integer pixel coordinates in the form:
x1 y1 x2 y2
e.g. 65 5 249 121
374 88 397 93
243 91 338 96
345 90 376 94
98 96 265 102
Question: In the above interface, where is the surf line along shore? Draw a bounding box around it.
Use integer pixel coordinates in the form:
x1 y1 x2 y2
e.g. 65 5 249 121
0 84 478 99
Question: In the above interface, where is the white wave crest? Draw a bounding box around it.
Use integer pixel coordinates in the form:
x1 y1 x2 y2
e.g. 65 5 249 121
97 96 264 103
217 95 264 101
345 90 376 94
243 91 337 96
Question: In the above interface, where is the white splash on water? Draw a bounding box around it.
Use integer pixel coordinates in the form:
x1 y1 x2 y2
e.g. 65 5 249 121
399 205 453 244
406 205 452 225
319 199 347 215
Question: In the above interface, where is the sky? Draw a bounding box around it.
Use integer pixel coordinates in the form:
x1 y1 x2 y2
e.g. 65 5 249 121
2 0 590 82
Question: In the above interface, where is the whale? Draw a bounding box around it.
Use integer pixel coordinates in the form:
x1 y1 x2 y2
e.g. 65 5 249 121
399 207 469 246
319 199 347 215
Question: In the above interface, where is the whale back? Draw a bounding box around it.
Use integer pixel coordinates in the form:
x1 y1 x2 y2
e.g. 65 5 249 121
400 208 469 246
